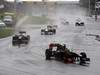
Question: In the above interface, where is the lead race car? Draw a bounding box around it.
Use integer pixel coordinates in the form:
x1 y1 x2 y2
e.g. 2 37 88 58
12 31 30 47
45 43 90 65
41 25 56 35
75 18 85 26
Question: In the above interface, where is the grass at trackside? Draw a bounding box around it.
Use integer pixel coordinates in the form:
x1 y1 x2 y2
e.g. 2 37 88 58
0 12 16 20
0 27 14 38
0 13 4 20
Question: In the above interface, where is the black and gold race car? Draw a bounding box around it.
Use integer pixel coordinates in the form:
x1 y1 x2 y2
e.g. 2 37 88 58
45 43 90 65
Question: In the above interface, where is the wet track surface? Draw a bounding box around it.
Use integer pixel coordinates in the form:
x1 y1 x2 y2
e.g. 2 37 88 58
0 2 100 75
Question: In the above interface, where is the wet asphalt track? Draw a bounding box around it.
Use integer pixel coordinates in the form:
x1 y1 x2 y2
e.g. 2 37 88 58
0 2 100 75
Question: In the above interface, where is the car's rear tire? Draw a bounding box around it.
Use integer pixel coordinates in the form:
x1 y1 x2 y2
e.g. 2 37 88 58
25 41 28 44
12 41 16 46
12 36 18 46
53 29 56 34
79 52 90 65
41 32 44 35
75 22 80 26
27 35 30 41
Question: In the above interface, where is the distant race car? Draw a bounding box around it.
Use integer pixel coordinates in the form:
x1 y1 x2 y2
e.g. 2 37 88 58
12 31 30 47
41 25 56 35
45 43 90 65
75 18 85 26
62 21 69 25
95 35 100 41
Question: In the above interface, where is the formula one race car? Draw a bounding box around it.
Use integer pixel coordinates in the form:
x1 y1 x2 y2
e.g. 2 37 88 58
75 19 85 26
41 25 56 35
45 43 90 65
12 31 30 47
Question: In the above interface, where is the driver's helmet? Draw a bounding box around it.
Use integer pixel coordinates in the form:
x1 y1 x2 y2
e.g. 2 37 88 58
19 35 22 39
80 52 87 58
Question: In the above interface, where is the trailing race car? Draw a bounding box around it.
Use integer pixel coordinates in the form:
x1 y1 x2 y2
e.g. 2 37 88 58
41 25 56 35
12 31 30 47
45 43 90 65
75 18 85 26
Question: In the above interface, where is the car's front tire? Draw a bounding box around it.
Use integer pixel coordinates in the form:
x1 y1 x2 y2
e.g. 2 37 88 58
45 49 52 60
